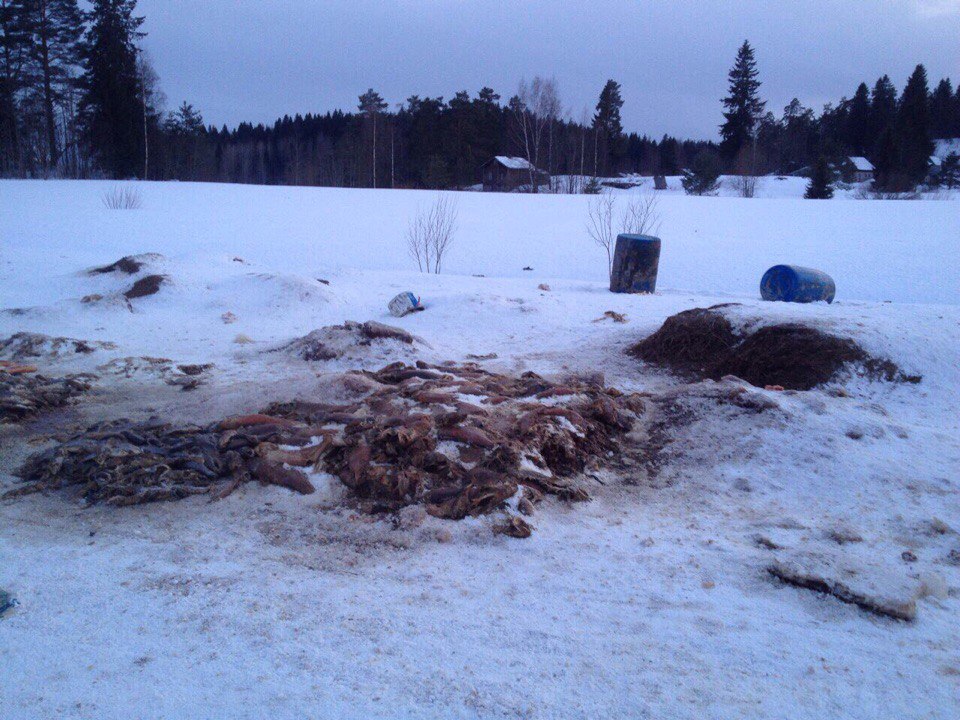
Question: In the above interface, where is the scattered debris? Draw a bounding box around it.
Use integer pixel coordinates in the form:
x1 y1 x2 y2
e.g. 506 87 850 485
0 589 17 618
234 334 255 344
316 278 330 285
901 550 918 563
494 515 533 538
388 292 424 317
769 559 917 621
465 353 498 361
124 274 166 299
827 527 863 545
81 294 103 304
631 307 919 390
97 356 210 391
538 283 551 292
90 255 151 275
0 361 37 375
0 369 93 422
592 310 627 324
221 311 237 324
522 266 533 271
284 321 422 362
0 332 113 360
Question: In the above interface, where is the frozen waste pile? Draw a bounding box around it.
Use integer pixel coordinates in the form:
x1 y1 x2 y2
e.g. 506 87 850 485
13 362 645 535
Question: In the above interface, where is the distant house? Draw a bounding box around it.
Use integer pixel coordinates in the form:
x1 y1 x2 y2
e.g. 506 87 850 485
481 156 550 192
842 156 875 183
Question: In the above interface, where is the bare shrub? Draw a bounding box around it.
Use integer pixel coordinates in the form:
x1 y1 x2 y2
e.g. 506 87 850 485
102 186 143 210
587 194 617 277
407 195 458 273
733 173 757 198
588 192 661 278
621 192 662 237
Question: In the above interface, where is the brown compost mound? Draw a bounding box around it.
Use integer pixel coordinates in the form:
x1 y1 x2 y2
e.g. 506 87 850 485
630 307 918 391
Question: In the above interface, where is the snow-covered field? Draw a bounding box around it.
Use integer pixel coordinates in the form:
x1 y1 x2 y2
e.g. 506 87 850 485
1 180 959 719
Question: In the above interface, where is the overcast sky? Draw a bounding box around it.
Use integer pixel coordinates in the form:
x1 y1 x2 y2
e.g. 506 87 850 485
136 0 960 140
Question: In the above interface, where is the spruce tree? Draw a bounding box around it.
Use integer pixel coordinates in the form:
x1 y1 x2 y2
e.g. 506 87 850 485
895 64 933 187
592 79 623 176
868 75 897 153
719 40 765 164
681 151 721 195
845 83 871 156
79 0 146 178
929 78 954 139
805 156 834 199
939 152 959 189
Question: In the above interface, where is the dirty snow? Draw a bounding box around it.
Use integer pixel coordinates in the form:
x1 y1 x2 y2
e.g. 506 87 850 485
1 180 959 719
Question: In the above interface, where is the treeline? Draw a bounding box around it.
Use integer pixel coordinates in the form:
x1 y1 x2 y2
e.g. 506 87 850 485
716 41 960 191
2 1 958 191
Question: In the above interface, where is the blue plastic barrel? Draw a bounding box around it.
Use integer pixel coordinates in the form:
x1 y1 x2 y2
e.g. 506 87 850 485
760 265 836 304
610 234 661 293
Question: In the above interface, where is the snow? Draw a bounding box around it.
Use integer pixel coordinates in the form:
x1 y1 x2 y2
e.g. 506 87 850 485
933 138 960 159
491 155 539 171
848 156 874 172
1 179 959 719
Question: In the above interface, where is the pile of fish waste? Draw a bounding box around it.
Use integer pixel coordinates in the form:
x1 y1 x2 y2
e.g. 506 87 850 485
14 361 645 535
0 363 93 423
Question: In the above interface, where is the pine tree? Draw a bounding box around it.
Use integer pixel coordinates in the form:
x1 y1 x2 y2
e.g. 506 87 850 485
1 0 31 175
79 0 146 178
24 0 84 171
358 88 386 188
719 40 765 164
895 64 933 187
681 151 721 195
805 155 834 199
592 79 623 175
845 82 871 156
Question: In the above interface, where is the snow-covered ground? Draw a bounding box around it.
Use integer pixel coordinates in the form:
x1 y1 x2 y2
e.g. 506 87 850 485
1 180 959 719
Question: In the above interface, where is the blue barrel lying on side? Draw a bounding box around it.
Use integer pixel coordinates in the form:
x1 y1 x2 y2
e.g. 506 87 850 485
760 265 836 304
610 234 661 293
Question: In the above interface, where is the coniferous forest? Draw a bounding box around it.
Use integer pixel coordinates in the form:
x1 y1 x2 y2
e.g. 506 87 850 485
2 3 959 191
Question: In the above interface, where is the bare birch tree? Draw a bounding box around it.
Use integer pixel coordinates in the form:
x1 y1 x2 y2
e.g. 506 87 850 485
407 195 458 273
508 76 560 193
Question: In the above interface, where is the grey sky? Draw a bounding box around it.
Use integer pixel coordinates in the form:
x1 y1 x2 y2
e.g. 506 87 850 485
138 0 960 140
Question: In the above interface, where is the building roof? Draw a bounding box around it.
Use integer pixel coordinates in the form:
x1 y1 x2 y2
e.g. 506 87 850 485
928 155 942 167
489 156 539 171
848 156 874 172
933 138 960 159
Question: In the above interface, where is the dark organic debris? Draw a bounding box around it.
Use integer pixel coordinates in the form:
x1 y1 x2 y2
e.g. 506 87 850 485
630 307 737 373
768 560 916 621
90 255 144 275
124 274 166 299
13 362 643 536
0 332 113 360
14 418 316 505
1 369 93 422
630 307 918 390
284 321 421 362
